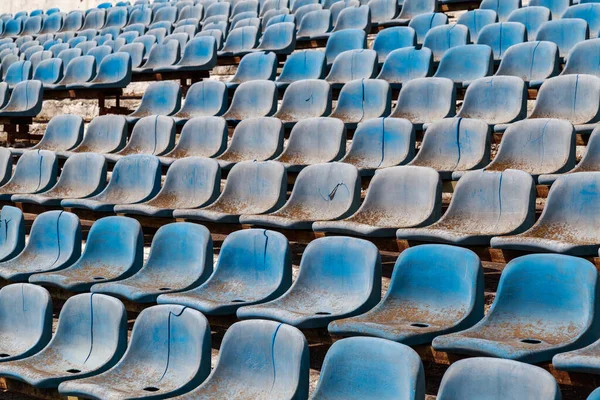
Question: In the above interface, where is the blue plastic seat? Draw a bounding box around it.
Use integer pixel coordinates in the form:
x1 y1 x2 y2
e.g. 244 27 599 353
204 2 231 21
312 337 425 400
22 17 43 37
222 80 277 122
0 206 25 262
81 9 106 30
218 26 258 56
314 165 440 237
30 216 143 292
3 60 32 88
457 9 497 42
179 5 204 20
477 22 527 61
479 0 521 22
368 0 397 26
47 55 96 89
237 236 380 328
85 45 112 67
127 81 181 123
0 293 126 388
48 43 69 58
73 52 132 89
495 40 559 88
275 50 326 88
273 79 331 127
0 149 55 200
537 19 589 59
372 26 416 63
158 228 290 314
255 21 295 54
134 39 180 72
226 52 277 89
127 7 152 26
376 47 433 89
118 31 140 44
409 12 448 45
0 210 81 282
437 358 562 400
329 79 391 126
507 6 550 41
62 115 127 157
61 155 161 212
292 0 319 13
12 114 83 155
151 5 178 24
297 9 332 39
563 3 600 38
325 49 377 88
57 47 83 67
324 28 366 66
21 45 44 61
106 116 174 161
389 77 456 129
2 19 22 38
530 0 569 18
456 76 527 126
104 7 128 29
119 43 145 69
59 304 211 399
433 254 599 363
39 13 64 35
173 160 286 223
561 38 600 79
332 5 370 33
433 44 493 88
32 58 63 85
380 0 436 26
12 153 107 207
161 117 227 164
171 81 227 124
423 23 469 62
161 36 217 71
133 34 156 55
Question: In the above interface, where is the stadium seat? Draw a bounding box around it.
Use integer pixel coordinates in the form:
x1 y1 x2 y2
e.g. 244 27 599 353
273 79 331 127
332 5 370 33
437 358 562 400
118 31 140 44
537 19 589 59
275 50 326 88
379 0 436 26
433 44 493 88
477 22 527 61
325 49 377 88
173 160 286 223
256 22 295 53
495 40 559 88
158 229 290 314
105 115 175 162
433 254 599 363
0 150 56 200
81 9 106 31
3 60 32 88
376 47 433 89
126 81 181 123
132 34 156 55
297 9 332 39
216 117 283 169
237 236 380 328
423 24 469 62
114 157 220 216
163 32 190 51
372 26 416 63
314 166 441 237
0 210 81 282
457 9 497 42
127 7 152 26
389 77 456 129
409 12 448 45
39 13 64 34
530 0 569 18
152 5 178 25
48 43 69 57
160 36 217 72
59 304 211 399
397 169 535 245
368 0 397 26
118 43 145 68
160 117 228 163
563 3 600 38
507 6 550 41
330 244 482 343
219 26 258 56
60 115 127 157
171 81 227 124
30 216 143 292
32 58 63 85
48 55 95 89
179 5 204 20
0 293 126 388
11 114 83 155
59 12 84 33
479 0 521 22
324 28 366 66
222 80 277 122
226 51 277 89
2 19 23 38
561 38 600 78
71 52 132 89
86 45 112 67
134 39 180 73
21 45 43 61
296 4 323 29
104 7 128 29
329 79 391 126
0 206 24 262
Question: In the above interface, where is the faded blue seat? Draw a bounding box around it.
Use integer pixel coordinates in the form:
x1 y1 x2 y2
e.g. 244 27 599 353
30 216 143 292
389 77 456 129
457 9 497 42
32 58 63 85
21 45 44 61
409 12 448 45
231 16 260 31
292 0 320 14
39 13 64 35
12 153 106 207
537 19 589 59
423 24 469 62
47 55 96 90
324 28 366 66
0 284 51 361
0 206 25 262
115 157 220 216
126 81 181 123
173 160 286 223
48 43 69 57
332 5 371 33
433 44 493 88
379 0 436 26
479 0 521 22
91 223 212 302
151 5 178 24
2 19 23 38
105 115 175 162
397 169 535 245
226 51 277 89
167 320 308 400
255 21 295 54
325 49 377 88
297 9 332 39
118 43 145 68
0 293 127 389
222 80 277 122
158 229 290 314
61 155 161 212
134 39 180 73
437 358 562 400
60 12 84 32
562 38 600 78
329 79 391 126
368 0 397 26
237 236 380 328
3 60 32 87
232 0 259 17
218 26 258 56
172 80 227 124
275 50 326 89
329 244 482 344
0 150 56 200
456 76 527 126
241 162 360 229
376 47 433 89
104 7 128 29
127 7 152 26
433 254 599 363
163 32 191 52
161 36 217 72
492 172 600 255
372 26 416 63
59 305 211 399
11 114 83 155
60 115 127 157
86 45 112 67
477 22 527 61
507 6 550 41
71 52 132 89
216 117 283 169
0 211 81 282
530 0 569 18
274 117 343 171
132 34 156 55
179 5 204 20
81 9 106 31
314 166 440 237
273 79 331 127
118 31 140 44
312 337 425 400
563 3 600 38
160 117 228 164
495 40 559 88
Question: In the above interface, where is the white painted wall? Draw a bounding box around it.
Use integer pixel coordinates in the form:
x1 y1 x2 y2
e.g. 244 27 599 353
0 0 107 15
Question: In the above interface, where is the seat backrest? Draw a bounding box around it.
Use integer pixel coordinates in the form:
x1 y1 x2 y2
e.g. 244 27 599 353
324 28 366 65
330 79 391 121
124 115 175 155
275 79 331 120
223 117 283 161
87 45 112 67
479 0 521 22
0 205 24 260
98 155 161 203
82 9 106 30
36 114 84 151
377 47 432 85
434 44 493 83
143 40 180 68
496 40 559 83
40 12 63 34
24 210 81 265
55 153 107 197
152 5 178 23
258 21 295 53
563 3 600 38
22 15 43 35
158 157 220 206
456 9 498 42
105 6 128 28
58 48 83 68
423 23 469 61
562 38 600 78
333 4 370 32
536 19 589 58
277 50 326 83
59 55 96 85
118 42 145 68
476 21 527 60
77 114 127 153
223 80 277 120
178 36 217 68
372 26 416 63
1 80 44 116
408 12 448 45
4 60 32 87
132 81 182 116
178 80 227 117
529 0 569 18
391 77 456 123
368 0 397 24
277 117 345 164
326 49 377 84
231 52 277 84
297 9 332 38
506 6 550 40
32 58 63 84
170 117 228 158
222 26 258 52
92 52 132 86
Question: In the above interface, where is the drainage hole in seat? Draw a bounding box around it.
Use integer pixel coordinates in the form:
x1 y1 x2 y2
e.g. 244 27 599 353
158 287 172 291
231 299 246 303
93 277 105 281
143 387 160 392
315 312 331 315
410 323 430 328
66 369 81 374
520 339 542 344
0 353 10 358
